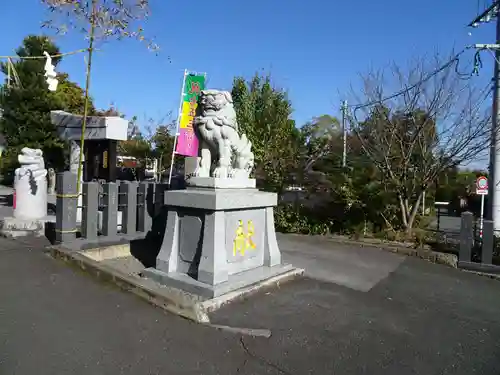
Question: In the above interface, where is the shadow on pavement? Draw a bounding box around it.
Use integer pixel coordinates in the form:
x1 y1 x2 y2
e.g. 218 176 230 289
130 205 168 268
45 221 57 245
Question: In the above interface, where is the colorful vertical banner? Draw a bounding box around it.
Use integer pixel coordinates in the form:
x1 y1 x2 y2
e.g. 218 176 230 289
175 73 205 156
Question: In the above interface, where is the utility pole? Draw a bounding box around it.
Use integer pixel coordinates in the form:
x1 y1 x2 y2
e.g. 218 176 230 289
469 0 500 230
341 100 348 168
486 9 500 230
469 1 500 228
490 11 500 227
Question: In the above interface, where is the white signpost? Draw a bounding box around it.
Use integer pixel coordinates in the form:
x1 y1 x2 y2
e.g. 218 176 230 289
476 176 488 238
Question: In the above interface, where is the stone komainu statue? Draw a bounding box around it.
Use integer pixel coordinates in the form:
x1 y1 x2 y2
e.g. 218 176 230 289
16 147 47 183
193 90 254 179
14 147 47 219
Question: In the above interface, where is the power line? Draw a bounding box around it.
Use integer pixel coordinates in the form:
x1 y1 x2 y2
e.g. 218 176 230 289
0 48 88 60
348 47 481 113
341 1 496 116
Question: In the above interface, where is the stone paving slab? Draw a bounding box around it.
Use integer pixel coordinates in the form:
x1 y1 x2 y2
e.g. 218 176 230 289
277 233 406 291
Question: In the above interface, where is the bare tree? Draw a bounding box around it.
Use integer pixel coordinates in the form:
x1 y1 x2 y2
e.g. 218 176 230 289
348 53 492 231
41 0 158 51
41 0 158 189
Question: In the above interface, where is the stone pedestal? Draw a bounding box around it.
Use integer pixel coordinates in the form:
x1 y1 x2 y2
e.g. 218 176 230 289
142 180 294 298
188 176 256 189
0 217 52 238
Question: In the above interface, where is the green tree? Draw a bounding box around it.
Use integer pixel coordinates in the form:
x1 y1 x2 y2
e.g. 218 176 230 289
231 73 300 193
0 35 93 175
151 123 177 176
295 120 395 235
117 114 177 181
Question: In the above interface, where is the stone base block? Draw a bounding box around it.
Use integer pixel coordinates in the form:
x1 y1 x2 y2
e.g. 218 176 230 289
142 264 297 298
164 187 276 210
187 177 256 189
0 216 54 238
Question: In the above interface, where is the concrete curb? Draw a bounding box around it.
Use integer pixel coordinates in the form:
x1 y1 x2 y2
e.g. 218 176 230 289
329 237 458 268
201 268 304 313
282 233 459 268
47 245 210 323
46 245 304 324
462 269 500 280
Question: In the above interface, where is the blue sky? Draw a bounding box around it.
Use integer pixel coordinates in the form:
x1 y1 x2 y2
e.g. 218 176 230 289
0 0 497 130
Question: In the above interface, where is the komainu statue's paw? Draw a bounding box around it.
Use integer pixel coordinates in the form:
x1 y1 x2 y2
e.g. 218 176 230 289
213 166 229 178
194 165 210 178
228 168 249 179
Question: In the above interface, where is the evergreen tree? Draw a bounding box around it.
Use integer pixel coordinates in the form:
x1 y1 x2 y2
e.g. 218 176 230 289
0 35 93 176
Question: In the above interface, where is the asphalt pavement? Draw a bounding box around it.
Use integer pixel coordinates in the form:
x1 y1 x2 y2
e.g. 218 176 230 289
1 231 500 374
0 236 261 375
212 256 500 374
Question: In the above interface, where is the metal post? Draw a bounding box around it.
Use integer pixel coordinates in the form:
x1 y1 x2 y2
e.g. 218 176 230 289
341 100 347 168
480 194 485 238
168 69 188 186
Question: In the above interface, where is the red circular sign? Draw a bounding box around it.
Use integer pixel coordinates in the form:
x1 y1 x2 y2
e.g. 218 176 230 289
477 176 488 190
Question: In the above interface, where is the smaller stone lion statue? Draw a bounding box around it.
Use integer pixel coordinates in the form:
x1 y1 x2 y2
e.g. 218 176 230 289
14 148 47 219
193 90 254 179
16 147 46 179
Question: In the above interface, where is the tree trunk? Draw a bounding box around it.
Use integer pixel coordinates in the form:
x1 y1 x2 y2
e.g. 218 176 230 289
398 194 409 228
406 191 424 233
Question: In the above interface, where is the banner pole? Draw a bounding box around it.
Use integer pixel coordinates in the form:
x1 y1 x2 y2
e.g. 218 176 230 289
168 69 187 185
